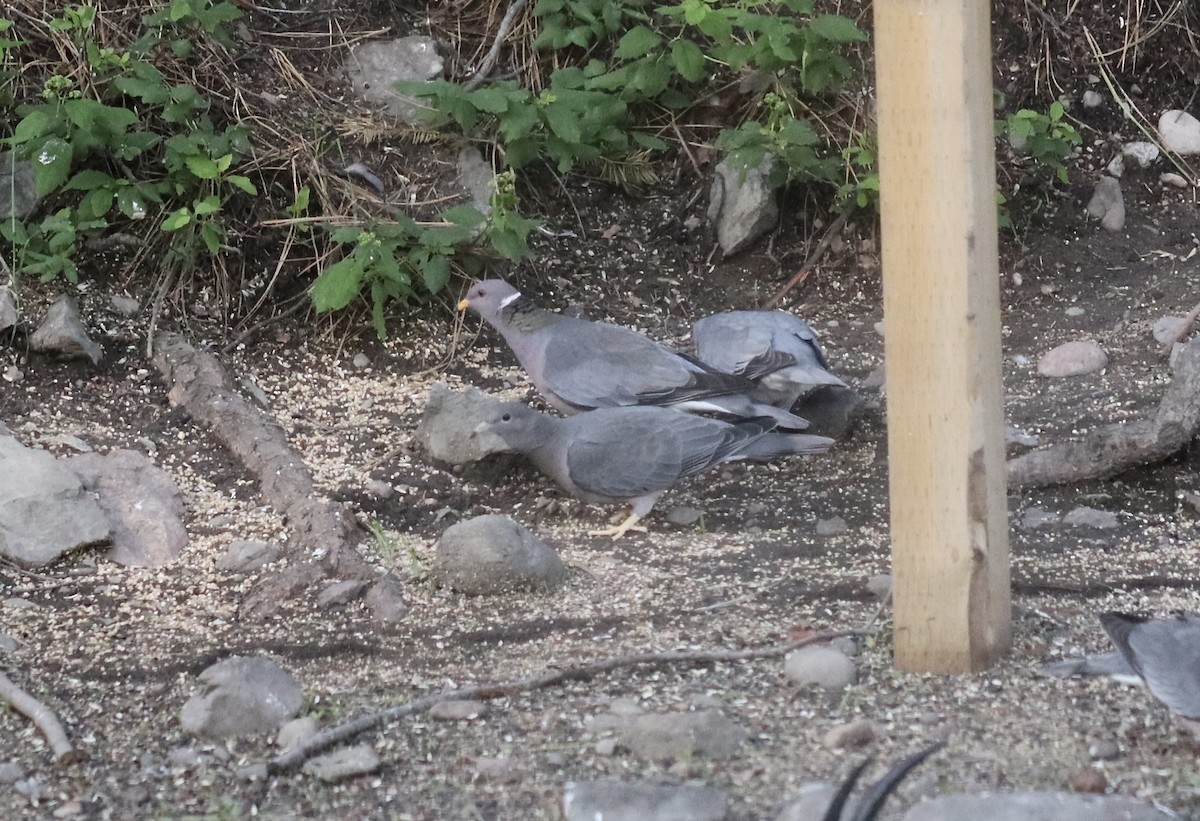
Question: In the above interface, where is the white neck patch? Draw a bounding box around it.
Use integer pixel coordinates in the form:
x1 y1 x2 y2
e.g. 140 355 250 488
498 292 522 308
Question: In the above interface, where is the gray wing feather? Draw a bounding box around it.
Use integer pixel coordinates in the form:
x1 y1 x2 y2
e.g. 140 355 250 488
1103 612 1200 718
563 410 739 498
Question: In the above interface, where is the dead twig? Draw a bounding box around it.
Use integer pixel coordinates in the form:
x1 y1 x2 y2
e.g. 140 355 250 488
1009 338 1200 487
761 201 855 309
268 628 867 774
462 0 530 92
0 671 79 763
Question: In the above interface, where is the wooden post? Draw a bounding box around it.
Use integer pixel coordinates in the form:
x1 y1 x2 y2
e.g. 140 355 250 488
874 0 1012 672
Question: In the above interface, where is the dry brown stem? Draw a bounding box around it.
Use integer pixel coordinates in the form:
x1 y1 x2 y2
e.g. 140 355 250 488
0 671 79 764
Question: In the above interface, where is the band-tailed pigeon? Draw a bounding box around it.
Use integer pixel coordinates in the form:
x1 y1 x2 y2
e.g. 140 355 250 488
692 310 847 409
1100 612 1200 733
457 280 810 429
471 401 833 538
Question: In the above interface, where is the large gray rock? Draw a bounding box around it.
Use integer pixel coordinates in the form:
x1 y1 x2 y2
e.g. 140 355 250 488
67 449 187 567
433 515 567 594
29 296 103 364
344 35 443 123
416 383 511 464
457 146 495 218
1037 340 1107 377
0 434 110 567
0 286 16 334
216 539 282 572
902 792 1175 820
564 780 731 821
619 710 748 761
784 645 857 690
777 783 858 821
303 745 379 782
1159 110 1200 155
0 151 38 220
708 156 779 255
180 656 303 739
1086 176 1125 231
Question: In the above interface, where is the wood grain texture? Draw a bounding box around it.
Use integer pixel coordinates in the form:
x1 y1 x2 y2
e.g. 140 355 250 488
875 0 1011 672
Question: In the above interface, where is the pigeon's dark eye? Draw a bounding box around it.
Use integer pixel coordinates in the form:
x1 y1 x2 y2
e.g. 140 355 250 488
500 413 511 422
478 289 487 297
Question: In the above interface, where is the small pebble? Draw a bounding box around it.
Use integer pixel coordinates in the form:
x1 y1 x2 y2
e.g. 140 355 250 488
352 352 371 369
594 738 617 756
1065 306 1085 317
816 516 848 537
784 645 856 691
866 574 892 600
666 506 703 526
429 699 488 721
1088 738 1120 761
1069 767 1108 794
1082 89 1103 108
822 719 877 750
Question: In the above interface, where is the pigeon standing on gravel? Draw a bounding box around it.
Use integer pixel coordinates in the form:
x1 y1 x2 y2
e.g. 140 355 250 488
457 280 811 429
471 401 833 538
692 310 847 409
1100 611 1200 736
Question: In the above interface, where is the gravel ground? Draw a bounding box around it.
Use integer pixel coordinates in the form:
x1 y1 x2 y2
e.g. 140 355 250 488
4 173 1200 821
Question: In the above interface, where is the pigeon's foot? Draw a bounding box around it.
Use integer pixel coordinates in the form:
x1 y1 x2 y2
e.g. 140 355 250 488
588 513 647 539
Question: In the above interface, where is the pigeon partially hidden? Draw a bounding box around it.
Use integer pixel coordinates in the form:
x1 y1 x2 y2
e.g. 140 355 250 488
1100 611 1200 734
458 280 810 429
692 310 846 409
471 401 833 538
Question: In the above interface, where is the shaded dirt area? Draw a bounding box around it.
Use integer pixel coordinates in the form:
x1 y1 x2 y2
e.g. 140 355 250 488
5 1 1200 820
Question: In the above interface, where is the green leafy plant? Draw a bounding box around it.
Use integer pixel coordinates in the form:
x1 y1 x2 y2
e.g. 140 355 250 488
310 172 539 338
0 1 254 283
999 100 1081 184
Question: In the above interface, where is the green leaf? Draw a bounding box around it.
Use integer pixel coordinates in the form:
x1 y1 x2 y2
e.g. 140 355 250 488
193 194 221 216
442 205 488 231
670 39 707 83
614 26 663 60
421 254 451 293
11 109 58 145
64 170 115 191
807 14 866 44
226 174 258 195
31 137 74 196
469 87 514 114
78 187 115 220
632 132 668 150
117 188 151 220
544 104 582 143
1049 100 1066 120
311 257 364 311
184 154 220 179
201 223 222 254
161 208 192 231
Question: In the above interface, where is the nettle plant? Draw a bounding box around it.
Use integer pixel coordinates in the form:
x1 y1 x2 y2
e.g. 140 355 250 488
310 170 540 339
402 0 867 183
1 1 253 283
999 100 1082 185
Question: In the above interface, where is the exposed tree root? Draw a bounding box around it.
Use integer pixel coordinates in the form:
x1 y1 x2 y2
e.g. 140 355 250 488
1008 338 1200 487
0 671 78 763
268 629 865 775
152 332 373 618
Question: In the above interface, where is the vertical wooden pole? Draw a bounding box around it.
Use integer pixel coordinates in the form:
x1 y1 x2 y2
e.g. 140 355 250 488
875 0 1011 672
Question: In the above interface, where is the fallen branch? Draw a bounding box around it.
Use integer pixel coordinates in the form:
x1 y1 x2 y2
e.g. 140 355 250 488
761 201 855 310
152 332 373 617
1009 338 1200 487
268 629 865 774
0 671 78 763
462 0 530 92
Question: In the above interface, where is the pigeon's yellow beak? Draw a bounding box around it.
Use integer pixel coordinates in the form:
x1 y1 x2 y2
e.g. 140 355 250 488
457 298 470 311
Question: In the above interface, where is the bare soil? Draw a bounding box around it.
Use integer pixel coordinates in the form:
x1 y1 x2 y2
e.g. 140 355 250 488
5 2 1200 820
